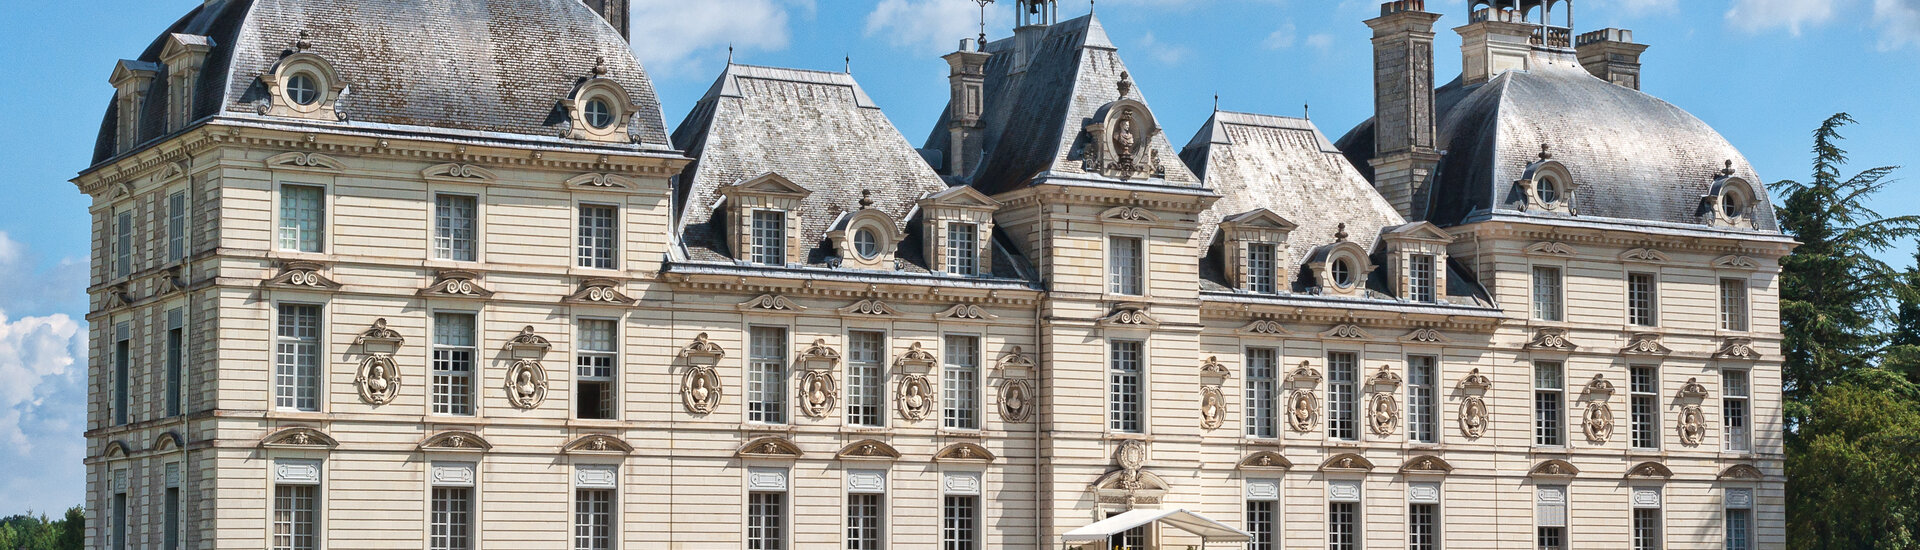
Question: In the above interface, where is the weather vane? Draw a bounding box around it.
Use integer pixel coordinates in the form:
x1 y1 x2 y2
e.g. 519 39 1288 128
973 0 994 47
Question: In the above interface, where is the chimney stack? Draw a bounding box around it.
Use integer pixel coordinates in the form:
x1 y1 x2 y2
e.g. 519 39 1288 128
943 38 993 177
1456 6 1536 85
1365 1 1443 220
582 0 630 40
1576 28 1648 90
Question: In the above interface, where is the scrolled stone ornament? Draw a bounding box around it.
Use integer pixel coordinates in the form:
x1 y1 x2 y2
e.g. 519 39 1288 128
1461 396 1489 439
1585 400 1614 444
1678 404 1707 446
1287 389 1318 433
1367 392 1399 436
799 370 838 419
504 359 549 409
1200 385 1225 430
898 375 934 422
999 378 1035 423
681 366 721 414
354 355 401 405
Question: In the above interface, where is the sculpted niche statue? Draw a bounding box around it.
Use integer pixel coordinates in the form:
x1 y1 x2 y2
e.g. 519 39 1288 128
1461 396 1489 439
505 360 549 409
899 375 933 422
1288 389 1318 432
800 371 838 419
1585 401 1614 444
354 356 401 405
1199 385 1224 430
681 366 720 414
1368 393 1399 436
999 378 1034 423
1679 405 1707 445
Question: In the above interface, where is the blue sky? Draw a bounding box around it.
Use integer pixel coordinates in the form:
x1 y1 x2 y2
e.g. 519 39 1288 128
0 0 1915 514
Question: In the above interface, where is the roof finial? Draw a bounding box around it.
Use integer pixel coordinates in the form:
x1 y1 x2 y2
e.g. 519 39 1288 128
859 189 875 208
845 55 852 74
1336 223 1350 242
1304 103 1310 120
592 56 608 77
974 0 994 46
1723 159 1736 176
1539 143 1553 161
294 30 311 52
728 43 735 64
1117 71 1132 97
1213 93 1219 112
1090 0 1096 15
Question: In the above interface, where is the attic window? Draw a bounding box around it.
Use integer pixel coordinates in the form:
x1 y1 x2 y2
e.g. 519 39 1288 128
1331 259 1356 289
1537 176 1562 205
287 73 320 105
853 228 880 259
585 98 615 129
1722 188 1749 220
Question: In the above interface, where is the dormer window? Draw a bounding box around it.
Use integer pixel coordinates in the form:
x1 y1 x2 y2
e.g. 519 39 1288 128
564 57 636 143
1247 243 1278 294
1409 254 1437 303
584 98 615 129
1331 258 1356 288
1382 222 1455 304
286 73 320 105
1705 164 1759 228
1306 231 1374 299
1722 190 1746 219
828 199 901 271
259 34 347 122
946 222 980 276
1518 146 1577 214
750 210 787 266
1217 209 1297 294
853 228 880 259
1537 175 1562 205
917 186 1000 278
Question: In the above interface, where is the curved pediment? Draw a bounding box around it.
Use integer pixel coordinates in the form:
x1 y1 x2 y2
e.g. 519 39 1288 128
1719 464 1765 481
1090 467 1172 506
1399 455 1454 476
562 434 633 455
836 440 902 461
260 427 338 449
1238 451 1293 471
1625 461 1674 480
102 439 134 458
1320 453 1376 472
151 431 185 452
1529 459 1580 479
933 442 995 463
737 436 804 460
418 431 492 452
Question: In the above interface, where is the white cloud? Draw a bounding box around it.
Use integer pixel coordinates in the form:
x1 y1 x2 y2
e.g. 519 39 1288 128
1875 0 1920 50
0 310 83 454
629 0 810 76
1264 21 1298 49
1725 0 1839 35
1135 31 1193 65
865 0 1013 55
1305 33 1335 50
1615 0 1679 14
0 232 87 315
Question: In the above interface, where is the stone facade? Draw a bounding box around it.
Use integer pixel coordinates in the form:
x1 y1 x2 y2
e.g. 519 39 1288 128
76 1 1783 549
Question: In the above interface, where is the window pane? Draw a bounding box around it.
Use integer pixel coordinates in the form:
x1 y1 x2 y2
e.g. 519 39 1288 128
574 489 614 550
167 309 185 417
275 305 321 412
114 326 131 425
749 327 788 424
748 492 786 550
1725 370 1751 452
168 191 188 262
577 205 617 269
944 335 980 430
1110 236 1143 295
432 313 476 416
115 210 134 277
847 331 886 427
1628 273 1658 326
847 493 883 550
1408 355 1437 443
279 185 324 253
1533 266 1563 321
430 487 472 550
576 319 618 420
1535 362 1564 446
1248 243 1277 294
1726 509 1751 550
752 210 787 266
1328 352 1358 440
947 222 979 276
1410 254 1436 303
1632 508 1661 550
434 194 478 262
1245 348 1276 438
1328 501 1357 550
1246 500 1275 550
943 496 977 550
1721 279 1749 331
273 485 317 550
1409 503 1437 550
1109 340 1144 433
1631 366 1660 449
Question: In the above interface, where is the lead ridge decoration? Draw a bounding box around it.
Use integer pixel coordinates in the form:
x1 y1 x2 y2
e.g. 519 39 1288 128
897 374 934 422
999 378 1034 423
681 366 721 414
798 370 839 419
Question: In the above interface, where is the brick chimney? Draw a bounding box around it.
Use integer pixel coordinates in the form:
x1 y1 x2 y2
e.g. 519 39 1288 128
581 0 629 40
1576 28 1648 90
1365 1 1443 220
943 38 992 177
1456 6 1536 86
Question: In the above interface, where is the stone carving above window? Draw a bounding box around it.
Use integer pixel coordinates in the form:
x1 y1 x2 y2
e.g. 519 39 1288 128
894 342 938 370
1081 97 1165 180
263 261 341 290
1526 328 1578 350
999 378 1034 423
1584 374 1617 396
1200 385 1225 431
1523 241 1578 256
1100 206 1160 223
1239 320 1292 335
1285 361 1322 384
1719 464 1764 481
1461 368 1493 390
836 440 901 461
259 427 338 449
1400 455 1455 476
736 437 803 460
1677 377 1710 399
797 339 840 370
504 359 549 410
997 346 1036 376
1321 324 1372 340
563 434 634 455
681 365 720 414
1619 248 1670 263
1621 333 1671 356
1625 461 1674 480
1199 356 1231 379
418 270 494 299
1529 459 1580 479
1715 337 1761 360
1713 255 1761 270
502 326 552 356
678 332 726 362
1367 365 1403 389
418 431 492 453
1098 304 1158 327
897 374 934 422
565 173 636 189
934 442 996 464
1401 328 1450 344
737 294 805 312
564 279 636 305
1320 453 1376 473
937 304 999 320
1238 451 1294 472
798 370 838 419
839 299 899 316
421 163 496 182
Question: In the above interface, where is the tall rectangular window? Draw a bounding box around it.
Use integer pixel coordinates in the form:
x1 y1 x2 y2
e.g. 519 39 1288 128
1720 278 1749 332
846 331 886 427
167 191 188 262
1536 486 1567 550
574 488 613 550
947 222 979 276
1110 236 1144 295
115 209 134 277
1247 243 1278 294
1245 500 1276 550
166 308 185 417
1109 339 1144 433
164 484 181 550
274 304 320 412
1328 351 1358 441
1632 489 1663 550
272 484 318 550
1628 272 1658 326
432 313 476 416
1409 503 1438 550
1328 501 1358 550
1725 489 1753 550
748 326 787 424
577 204 617 269
113 473 127 550
576 319 617 420
433 194 478 262
279 184 324 253
1535 361 1565 446
748 491 786 550
1533 266 1564 321
430 486 474 550
944 335 981 430
1408 355 1438 444
1409 254 1437 303
1631 366 1660 449
1245 348 1277 439
114 322 131 425
942 495 977 550
1725 370 1752 452
751 210 787 266
846 492 883 550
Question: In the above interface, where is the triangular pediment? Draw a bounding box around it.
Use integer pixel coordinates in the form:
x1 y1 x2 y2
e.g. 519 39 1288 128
160 34 214 61
1220 208 1299 231
724 172 811 197
110 59 160 85
921 185 1000 210
1384 221 1455 243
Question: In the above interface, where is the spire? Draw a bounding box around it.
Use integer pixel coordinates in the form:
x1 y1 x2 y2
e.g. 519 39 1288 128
973 0 993 46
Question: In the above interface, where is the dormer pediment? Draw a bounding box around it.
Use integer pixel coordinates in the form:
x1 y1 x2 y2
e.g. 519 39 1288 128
1220 208 1299 232
919 185 1000 211
1382 221 1455 244
160 34 215 64
723 172 812 199
110 60 161 90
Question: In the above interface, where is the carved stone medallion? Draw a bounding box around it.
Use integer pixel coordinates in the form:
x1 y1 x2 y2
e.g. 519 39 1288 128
1584 400 1614 444
681 366 721 414
1200 385 1225 430
1461 396 1489 439
504 359 549 409
1367 392 1399 436
1287 389 1318 432
1678 404 1707 446
999 378 1035 423
897 374 934 422
354 355 401 405
799 370 838 419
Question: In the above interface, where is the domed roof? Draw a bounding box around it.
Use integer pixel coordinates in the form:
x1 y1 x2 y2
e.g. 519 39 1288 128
1337 50 1778 232
93 0 671 165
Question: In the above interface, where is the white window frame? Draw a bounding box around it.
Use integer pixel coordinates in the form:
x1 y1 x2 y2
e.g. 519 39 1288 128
271 460 322 550
428 462 477 550
277 183 327 253
1108 339 1146 433
574 464 618 550
1327 351 1360 441
1532 265 1564 322
1627 272 1659 327
273 303 322 412
1245 347 1278 439
1536 485 1568 550
1720 278 1750 332
576 202 619 270
1408 355 1439 444
1409 253 1437 303
1631 488 1664 550
164 462 182 550
1724 489 1754 550
431 311 478 417
747 326 788 425
432 193 480 262
747 467 789 550
1534 361 1565 447
167 190 188 263
1247 243 1278 294
845 470 887 550
946 222 979 276
1724 369 1752 452
1108 235 1145 296
846 330 887 428
750 209 787 267
941 479 980 550
1630 365 1660 450
1245 479 1280 550
575 318 619 420
943 334 982 431
1327 480 1363 550
1408 482 1441 550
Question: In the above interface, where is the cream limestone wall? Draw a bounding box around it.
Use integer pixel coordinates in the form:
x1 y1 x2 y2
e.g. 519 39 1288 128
79 122 1784 550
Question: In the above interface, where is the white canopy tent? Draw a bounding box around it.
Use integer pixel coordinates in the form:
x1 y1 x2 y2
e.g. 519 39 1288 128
1060 508 1252 548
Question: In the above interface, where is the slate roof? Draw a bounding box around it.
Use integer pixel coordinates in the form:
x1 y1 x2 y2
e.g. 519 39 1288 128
671 64 1031 280
926 15 1203 194
1336 49 1778 232
93 0 672 166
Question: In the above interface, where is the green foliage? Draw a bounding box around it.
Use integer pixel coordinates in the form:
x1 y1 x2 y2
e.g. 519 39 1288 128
0 508 83 550
1787 382 1920 549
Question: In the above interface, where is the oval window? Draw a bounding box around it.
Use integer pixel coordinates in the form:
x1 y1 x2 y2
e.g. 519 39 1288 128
1537 176 1561 205
286 73 320 106
585 98 616 129
853 228 880 259
1331 258 1355 288
1722 191 1746 219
